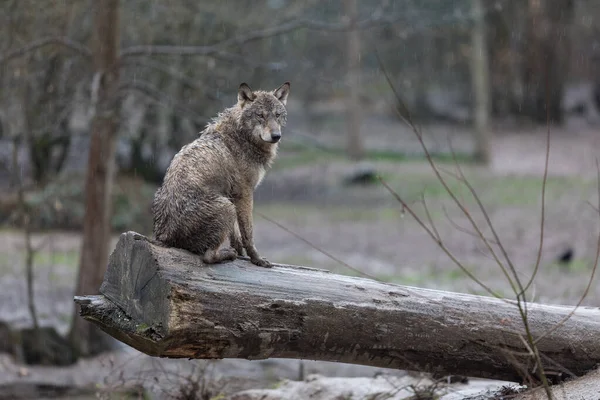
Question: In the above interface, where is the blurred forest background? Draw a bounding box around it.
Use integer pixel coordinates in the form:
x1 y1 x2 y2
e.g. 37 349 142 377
1 0 600 398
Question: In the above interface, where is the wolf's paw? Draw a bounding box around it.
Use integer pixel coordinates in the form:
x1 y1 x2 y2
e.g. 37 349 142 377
251 257 272 268
203 247 237 264
219 247 238 262
232 244 245 257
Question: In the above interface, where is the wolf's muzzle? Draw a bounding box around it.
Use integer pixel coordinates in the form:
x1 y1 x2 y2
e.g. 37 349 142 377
270 131 282 142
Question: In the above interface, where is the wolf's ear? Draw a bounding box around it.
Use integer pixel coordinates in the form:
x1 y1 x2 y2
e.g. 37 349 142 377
238 83 256 107
273 82 290 105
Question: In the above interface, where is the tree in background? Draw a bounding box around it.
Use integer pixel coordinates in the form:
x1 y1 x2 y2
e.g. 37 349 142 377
470 0 491 164
344 0 364 161
523 0 575 124
70 0 121 357
0 1 90 186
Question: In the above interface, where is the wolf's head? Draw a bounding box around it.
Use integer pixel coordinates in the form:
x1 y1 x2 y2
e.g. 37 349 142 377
237 82 290 144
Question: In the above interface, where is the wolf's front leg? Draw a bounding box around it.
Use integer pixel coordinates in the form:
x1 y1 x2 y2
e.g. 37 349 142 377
235 194 272 268
229 219 245 256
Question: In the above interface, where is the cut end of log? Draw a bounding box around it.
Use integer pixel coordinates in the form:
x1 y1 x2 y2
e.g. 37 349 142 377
76 294 165 357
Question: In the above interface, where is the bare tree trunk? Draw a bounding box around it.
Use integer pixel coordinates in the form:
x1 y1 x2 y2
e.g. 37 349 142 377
344 0 364 161
76 232 600 383
523 0 574 124
12 137 38 333
470 0 491 164
3 0 41 342
1 0 18 187
70 0 120 357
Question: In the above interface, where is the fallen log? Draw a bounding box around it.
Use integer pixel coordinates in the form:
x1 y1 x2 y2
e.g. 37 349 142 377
75 231 600 383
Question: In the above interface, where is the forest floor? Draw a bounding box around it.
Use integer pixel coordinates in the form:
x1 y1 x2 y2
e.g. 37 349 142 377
1 115 600 398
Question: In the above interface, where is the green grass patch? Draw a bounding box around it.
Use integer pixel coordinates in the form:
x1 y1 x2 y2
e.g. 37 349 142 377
0 252 11 265
438 268 465 282
255 204 317 221
377 266 488 287
0 253 13 274
380 273 425 286
0 249 79 269
0 249 79 276
275 146 475 170
256 204 402 223
382 172 593 207
276 144 593 209
276 138 476 170
33 250 79 268
272 150 344 170
259 169 594 231
276 255 320 268
365 149 475 164
323 207 401 222
58 313 72 325
548 258 593 272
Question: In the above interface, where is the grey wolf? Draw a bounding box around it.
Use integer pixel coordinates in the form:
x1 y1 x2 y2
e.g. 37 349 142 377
152 82 290 267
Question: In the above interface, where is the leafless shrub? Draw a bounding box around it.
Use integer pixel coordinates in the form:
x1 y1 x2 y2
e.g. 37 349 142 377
374 47 600 398
96 356 227 400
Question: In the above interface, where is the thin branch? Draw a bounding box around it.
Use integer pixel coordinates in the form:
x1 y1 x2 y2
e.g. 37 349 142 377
0 36 91 65
449 146 520 295
256 211 378 280
376 43 554 392
118 80 209 126
375 47 518 295
120 20 304 58
420 193 441 242
121 59 221 101
29 101 74 137
539 352 577 380
441 205 499 245
522 82 550 296
533 159 600 345
119 14 404 58
437 165 464 181
377 176 502 299
586 200 599 213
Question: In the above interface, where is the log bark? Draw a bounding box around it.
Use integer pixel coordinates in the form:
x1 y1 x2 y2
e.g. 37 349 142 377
75 232 600 383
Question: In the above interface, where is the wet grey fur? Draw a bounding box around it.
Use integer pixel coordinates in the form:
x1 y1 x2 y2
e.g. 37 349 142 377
152 82 290 267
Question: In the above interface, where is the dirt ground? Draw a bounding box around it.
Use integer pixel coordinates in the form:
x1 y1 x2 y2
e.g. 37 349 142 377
1 115 600 398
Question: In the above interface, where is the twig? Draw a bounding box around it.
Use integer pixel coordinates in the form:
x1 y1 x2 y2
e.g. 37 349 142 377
121 58 221 101
449 145 521 296
0 36 91 65
377 176 501 299
118 80 209 126
375 48 518 295
119 14 406 59
533 159 600 345
375 43 555 394
441 205 499 245
421 193 441 242
522 74 551 296
256 211 378 280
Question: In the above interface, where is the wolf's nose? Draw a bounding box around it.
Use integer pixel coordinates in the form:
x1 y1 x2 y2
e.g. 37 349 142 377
271 132 282 142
